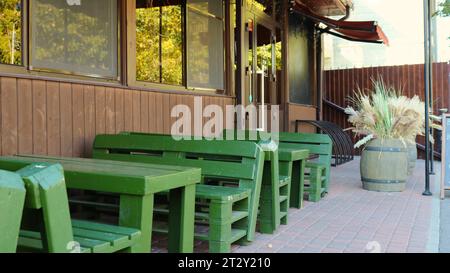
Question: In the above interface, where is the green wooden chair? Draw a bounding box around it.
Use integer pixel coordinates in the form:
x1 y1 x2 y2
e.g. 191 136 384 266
14 163 142 253
221 129 305 231
93 133 265 253
0 170 26 253
278 132 333 203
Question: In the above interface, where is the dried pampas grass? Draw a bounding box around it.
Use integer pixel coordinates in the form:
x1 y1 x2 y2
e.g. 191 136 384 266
345 78 433 148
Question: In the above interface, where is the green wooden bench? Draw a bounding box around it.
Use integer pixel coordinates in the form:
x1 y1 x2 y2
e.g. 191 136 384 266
278 146 309 209
0 170 26 253
278 132 333 203
12 163 142 253
93 133 265 253
221 130 309 231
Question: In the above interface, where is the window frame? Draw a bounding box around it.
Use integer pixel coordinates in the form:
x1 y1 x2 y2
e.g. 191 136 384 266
28 0 122 81
129 0 231 95
0 0 123 84
0 0 234 96
185 0 226 91
0 0 27 72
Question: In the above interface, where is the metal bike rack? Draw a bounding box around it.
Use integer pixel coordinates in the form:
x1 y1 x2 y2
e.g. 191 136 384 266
295 120 354 166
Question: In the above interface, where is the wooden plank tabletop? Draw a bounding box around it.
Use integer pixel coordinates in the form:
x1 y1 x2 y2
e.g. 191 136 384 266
278 147 309 162
0 155 201 195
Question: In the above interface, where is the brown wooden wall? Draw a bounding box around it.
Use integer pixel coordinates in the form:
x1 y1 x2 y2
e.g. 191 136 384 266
0 76 235 158
286 103 317 133
322 62 450 156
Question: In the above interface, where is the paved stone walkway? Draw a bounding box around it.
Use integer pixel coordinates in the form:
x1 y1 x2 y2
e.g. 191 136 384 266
153 158 440 253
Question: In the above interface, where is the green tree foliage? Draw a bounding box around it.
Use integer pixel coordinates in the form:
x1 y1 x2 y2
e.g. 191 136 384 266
255 42 282 71
439 0 450 16
136 5 182 85
438 0 450 41
0 0 21 65
32 0 117 77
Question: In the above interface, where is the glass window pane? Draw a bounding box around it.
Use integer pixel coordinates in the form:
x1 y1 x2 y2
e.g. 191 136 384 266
0 0 22 65
161 5 183 85
136 5 160 83
136 0 182 85
31 0 118 78
246 0 273 17
288 13 312 105
187 0 224 90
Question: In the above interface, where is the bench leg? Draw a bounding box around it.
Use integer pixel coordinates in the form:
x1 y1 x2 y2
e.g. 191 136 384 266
119 194 154 253
299 160 306 208
279 161 292 225
323 168 330 194
209 201 233 253
168 184 196 253
209 241 231 253
308 167 322 202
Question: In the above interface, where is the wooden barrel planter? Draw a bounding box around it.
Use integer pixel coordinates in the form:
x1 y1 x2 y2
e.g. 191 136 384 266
360 139 408 192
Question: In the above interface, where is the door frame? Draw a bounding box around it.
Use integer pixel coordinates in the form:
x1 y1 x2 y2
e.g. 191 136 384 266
244 10 277 106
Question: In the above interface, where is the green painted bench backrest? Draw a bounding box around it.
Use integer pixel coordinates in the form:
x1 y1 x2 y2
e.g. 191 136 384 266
93 133 265 182
92 132 266 241
0 170 26 253
16 163 75 253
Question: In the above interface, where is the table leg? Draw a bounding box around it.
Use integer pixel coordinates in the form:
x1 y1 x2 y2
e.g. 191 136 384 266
290 159 306 209
119 194 154 253
299 159 306 208
168 184 196 253
259 152 280 234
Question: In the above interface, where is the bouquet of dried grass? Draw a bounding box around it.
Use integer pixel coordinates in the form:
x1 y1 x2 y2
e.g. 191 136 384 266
345 79 437 148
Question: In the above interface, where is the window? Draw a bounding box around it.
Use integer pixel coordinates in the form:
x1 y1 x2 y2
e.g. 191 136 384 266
288 13 313 105
0 0 22 66
135 0 225 91
30 0 119 79
136 0 183 85
247 0 273 17
186 0 224 90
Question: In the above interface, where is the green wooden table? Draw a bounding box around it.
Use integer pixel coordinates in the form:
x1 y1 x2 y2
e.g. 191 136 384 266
278 146 309 209
0 155 201 253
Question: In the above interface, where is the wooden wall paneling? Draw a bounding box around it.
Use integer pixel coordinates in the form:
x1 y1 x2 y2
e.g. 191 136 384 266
17 79 33 154
163 93 171 134
155 92 164 133
182 94 193 136
168 93 177 136
32 80 47 155
1 77 18 155
72 84 85 157
105 87 116 134
95 86 106 136
140 91 149 133
132 90 141 132
114 88 125 133
60 83 73 157
148 91 156 133
83 85 95 157
47 81 61 156
123 88 133 132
